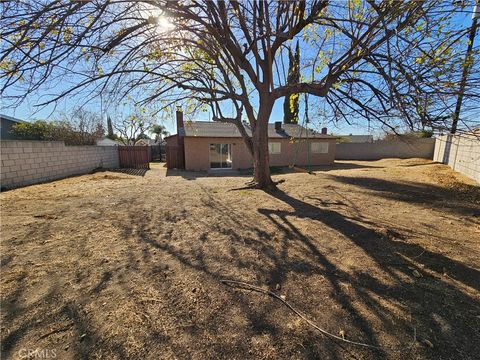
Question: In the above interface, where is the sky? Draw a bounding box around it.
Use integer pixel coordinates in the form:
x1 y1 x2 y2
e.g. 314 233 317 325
1 2 476 139
1 79 374 137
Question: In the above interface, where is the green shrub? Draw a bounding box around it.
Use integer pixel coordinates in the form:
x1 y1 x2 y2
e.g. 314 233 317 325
10 120 55 140
11 120 104 145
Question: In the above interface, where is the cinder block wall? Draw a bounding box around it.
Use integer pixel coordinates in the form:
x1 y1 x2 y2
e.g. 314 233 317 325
434 134 479 184
1 140 119 189
335 138 435 160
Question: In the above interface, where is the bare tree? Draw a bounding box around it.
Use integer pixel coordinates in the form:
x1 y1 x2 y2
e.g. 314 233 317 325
62 107 105 144
451 0 479 134
113 111 154 145
1 1 477 188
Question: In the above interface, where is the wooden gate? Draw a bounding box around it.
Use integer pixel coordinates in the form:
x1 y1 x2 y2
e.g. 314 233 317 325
150 144 165 162
166 146 184 169
118 146 150 169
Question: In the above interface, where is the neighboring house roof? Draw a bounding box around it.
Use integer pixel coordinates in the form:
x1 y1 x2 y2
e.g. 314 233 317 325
1 114 25 123
135 138 164 145
337 134 373 143
96 137 121 146
0 114 26 140
176 121 334 139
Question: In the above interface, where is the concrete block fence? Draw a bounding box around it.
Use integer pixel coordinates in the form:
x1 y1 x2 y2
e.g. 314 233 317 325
1 140 119 189
336 138 435 160
434 134 479 183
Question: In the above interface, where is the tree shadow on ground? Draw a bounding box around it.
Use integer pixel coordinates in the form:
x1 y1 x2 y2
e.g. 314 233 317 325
239 162 383 176
329 175 480 214
257 187 480 359
5 173 477 359
263 188 480 291
0 205 145 360
125 194 374 359
395 162 438 168
166 169 208 180
123 181 480 359
312 162 385 172
0 279 132 360
166 169 251 180
165 162 380 180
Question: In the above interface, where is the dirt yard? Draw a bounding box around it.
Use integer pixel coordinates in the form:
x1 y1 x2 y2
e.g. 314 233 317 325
1 159 479 360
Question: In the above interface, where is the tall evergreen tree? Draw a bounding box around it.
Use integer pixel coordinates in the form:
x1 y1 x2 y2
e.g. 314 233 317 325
106 115 115 139
283 41 300 124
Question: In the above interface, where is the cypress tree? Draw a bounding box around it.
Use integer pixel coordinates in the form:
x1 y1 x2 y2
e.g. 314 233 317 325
106 115 115 139
283 41 300 124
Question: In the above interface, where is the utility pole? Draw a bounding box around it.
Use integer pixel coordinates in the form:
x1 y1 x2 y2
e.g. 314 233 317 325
451 0 479 134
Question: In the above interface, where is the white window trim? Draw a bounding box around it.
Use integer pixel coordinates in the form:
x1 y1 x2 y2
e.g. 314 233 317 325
268 142 281 154
311 142 329 154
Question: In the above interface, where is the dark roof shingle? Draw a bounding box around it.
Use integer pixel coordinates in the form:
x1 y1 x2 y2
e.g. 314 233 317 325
180 121 333 139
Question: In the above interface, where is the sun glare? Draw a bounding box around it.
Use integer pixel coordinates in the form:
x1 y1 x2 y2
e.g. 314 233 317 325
142 7 175 34
157 16 175 32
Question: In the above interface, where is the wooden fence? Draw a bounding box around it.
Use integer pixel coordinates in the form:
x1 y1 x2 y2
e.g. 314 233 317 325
149 144 165 162
166 145 184 169
118 146 150 169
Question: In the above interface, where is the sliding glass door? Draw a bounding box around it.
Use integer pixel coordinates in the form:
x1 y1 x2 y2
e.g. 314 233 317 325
209 144 232 169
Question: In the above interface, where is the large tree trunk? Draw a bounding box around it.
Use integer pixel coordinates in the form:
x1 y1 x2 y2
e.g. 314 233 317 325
251 102 275 189
234 114 273 189
252 120 273 188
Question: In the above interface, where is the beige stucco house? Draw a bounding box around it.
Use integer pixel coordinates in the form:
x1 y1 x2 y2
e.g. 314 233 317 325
165 110 336 171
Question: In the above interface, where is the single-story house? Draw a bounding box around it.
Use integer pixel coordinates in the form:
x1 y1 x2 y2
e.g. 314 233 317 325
165 109 336 171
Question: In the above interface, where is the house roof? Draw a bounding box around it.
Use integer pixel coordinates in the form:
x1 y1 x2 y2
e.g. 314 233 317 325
1 114 26 140
135 138 159 145
176 121 334 139
0 114 26 123
96 137 122 145
337 134 373 143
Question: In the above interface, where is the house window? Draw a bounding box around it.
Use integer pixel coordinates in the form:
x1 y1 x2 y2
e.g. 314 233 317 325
311 142 329 154
268 142 281 154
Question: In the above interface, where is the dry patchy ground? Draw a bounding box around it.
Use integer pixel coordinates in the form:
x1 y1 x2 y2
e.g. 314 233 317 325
1 159 479 360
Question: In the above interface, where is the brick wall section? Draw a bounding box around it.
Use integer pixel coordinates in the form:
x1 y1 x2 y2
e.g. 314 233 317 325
433 134 480 184
336 138 435 160
1 140 119 189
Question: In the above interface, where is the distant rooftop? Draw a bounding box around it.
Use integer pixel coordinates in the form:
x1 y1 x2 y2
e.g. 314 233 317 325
178 121 334 139
0 114 25 123
336 134 373 143
0 114 26 140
